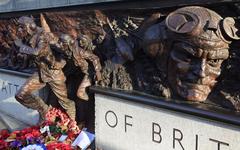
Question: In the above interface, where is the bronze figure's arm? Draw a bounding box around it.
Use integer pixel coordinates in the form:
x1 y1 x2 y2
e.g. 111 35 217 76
14 37 48 56
82 50 102 81
14 39 36 55
51 57 66 70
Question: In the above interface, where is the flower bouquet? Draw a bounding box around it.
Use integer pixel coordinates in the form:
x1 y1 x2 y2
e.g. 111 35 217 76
0 107 82 150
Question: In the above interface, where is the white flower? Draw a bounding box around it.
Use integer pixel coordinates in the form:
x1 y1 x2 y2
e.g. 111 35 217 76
21 144 45 150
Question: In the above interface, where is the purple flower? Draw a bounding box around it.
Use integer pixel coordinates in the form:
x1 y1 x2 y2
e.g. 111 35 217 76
35 137 43 144
27 137 34 144
10 140 22 147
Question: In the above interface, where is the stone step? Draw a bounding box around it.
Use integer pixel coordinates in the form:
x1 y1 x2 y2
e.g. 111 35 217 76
0 111 31 132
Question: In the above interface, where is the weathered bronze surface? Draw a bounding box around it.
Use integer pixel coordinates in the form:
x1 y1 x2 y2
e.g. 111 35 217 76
0 19 34 71
0 4 239 120
14 16 76 121
57 34 102 101
142 6 235 102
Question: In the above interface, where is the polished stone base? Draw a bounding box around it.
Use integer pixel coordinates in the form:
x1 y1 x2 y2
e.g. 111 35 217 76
92 87 240 150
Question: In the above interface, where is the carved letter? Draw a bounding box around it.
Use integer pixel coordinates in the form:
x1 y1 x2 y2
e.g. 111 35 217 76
209 138 229 150
8 83 12 94
105 110 118 128
152 122 162 143
173 128 185 150
1 81 7 94
124 115 133 133
195 135 198 150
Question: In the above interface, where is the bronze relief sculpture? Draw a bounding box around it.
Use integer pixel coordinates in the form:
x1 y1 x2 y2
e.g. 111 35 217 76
137 6 239 102
167 6 236 102
97 6 240 110
0 19 34 71
14 16 76 122
0 5 238 123
56 34 102 101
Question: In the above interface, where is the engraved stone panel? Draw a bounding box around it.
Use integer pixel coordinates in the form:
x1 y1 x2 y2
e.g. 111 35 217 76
0 70 39 127
95 94 240 150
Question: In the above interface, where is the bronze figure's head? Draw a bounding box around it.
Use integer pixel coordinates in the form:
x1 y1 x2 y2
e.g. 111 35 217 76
18 16 37 36
58 34 75 58
166 6 239 101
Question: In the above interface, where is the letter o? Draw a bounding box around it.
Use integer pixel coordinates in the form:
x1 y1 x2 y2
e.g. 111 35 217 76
105 110 118 128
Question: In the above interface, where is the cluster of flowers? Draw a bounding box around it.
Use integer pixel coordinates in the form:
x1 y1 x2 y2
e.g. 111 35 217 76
0 107 81 150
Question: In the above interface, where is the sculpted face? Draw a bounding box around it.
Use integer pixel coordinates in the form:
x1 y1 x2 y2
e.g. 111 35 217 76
17 24 30 38
163 6 239 101
141 6 238 101
168 41 229 101
18 17 36 37
58 34 73 58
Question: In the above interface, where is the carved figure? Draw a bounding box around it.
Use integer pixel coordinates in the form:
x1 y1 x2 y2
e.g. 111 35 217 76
114 6 239 102
0 19 34 71
56 34 102 100
14 16 76 121
141 6 239 101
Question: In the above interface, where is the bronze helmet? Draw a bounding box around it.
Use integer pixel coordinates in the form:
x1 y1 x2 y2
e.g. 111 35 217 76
18 16 36 29
165 6 239 48
165 6 239 101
